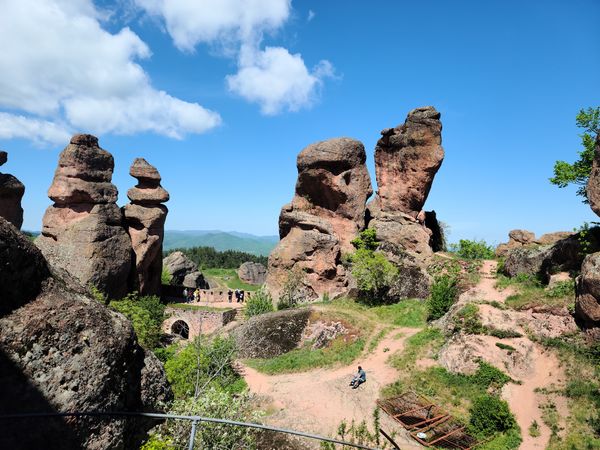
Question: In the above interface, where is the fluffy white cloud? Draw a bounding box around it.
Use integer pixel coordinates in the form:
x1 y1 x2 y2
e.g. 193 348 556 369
0 0 221 144
0 113 71 145
227 47 332 115
136 0 334 115
136 0 291 52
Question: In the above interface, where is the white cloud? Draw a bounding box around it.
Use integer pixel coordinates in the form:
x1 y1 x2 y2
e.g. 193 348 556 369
308 10 315 22
0 113 71 145
135 0 334 115
227 47 332 115
0 0 221 144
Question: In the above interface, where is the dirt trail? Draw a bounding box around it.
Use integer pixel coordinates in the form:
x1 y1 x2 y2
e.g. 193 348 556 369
241 328 423 448
476 260 565 450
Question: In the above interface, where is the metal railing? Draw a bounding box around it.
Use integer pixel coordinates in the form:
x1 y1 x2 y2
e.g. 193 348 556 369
0 411 383 450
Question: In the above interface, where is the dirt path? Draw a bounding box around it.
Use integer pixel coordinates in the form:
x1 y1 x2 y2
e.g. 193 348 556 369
241 328 423 448
476 260 565 450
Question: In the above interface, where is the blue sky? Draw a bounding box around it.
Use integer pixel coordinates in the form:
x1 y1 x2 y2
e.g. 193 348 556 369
1 0 599 245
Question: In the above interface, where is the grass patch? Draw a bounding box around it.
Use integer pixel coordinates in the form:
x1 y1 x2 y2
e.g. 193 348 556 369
496 274 575 312
496 342 517 352
367 327 392 353
324 297 427 328
203 268 260 291
537 335 600 449
529 420 541 437
245 336 365 374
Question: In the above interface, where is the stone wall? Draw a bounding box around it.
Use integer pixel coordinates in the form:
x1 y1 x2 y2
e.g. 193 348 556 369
163 307 238 339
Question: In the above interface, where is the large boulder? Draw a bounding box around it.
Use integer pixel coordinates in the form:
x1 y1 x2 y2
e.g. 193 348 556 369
36 135 132 299
371 106 444 217
238 261 267 285
576 252 600 327
496 229 573 257
234 308 311 358
123 158 169 296
587 135 600 217
163 251 200 285
0 151 25 229
266 138 372 300
0 216 172 450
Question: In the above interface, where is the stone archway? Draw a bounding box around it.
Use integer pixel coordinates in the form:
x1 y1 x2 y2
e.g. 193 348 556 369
171 320 190 339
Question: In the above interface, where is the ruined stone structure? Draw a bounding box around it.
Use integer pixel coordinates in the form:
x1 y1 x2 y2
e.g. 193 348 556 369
162 306 238 340
124 158 169 296
266 107 445 301
0 151 24 229
266 138 372 300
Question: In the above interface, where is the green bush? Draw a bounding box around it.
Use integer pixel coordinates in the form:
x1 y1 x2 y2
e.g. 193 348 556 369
276 267 306 310
546 280 574 298
427 275 458 320
351 228 379 251
244 288 274 318
351 248 398 305
164 335 245 398
452 304 485 334
471 362 512 389
449 239 495 260
110 293 166 349
469 394 517 438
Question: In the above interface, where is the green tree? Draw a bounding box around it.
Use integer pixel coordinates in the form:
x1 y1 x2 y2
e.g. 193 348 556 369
449 239 495 259
550 107 600 201
109 294 166 349
351 248 398 304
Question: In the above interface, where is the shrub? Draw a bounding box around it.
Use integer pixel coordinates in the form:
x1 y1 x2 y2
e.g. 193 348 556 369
546 280 574 298
427 275 458 320
471 362 512 389
449 239 495 260
244 288 274 318
145 388 260 450
164 335 244 398
469 394 517 437
110 293 166 349
452 304 485 334
161 268 171 285
277 267 306 310
351 228 379 251
351 248 398 305
496 342 517 352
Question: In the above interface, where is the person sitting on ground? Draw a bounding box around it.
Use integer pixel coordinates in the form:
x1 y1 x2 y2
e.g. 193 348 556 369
349 366 366 389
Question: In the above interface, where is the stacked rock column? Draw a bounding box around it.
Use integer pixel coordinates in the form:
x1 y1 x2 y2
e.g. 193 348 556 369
123 158 169 296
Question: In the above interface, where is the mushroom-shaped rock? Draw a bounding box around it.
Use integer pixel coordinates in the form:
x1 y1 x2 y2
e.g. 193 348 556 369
123 158 169 296
36 135 131 299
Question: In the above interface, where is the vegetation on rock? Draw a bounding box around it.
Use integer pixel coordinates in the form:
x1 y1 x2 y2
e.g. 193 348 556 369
109 293 166 349
449 239 495 260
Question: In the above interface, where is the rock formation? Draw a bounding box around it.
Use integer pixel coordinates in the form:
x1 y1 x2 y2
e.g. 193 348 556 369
576 136 600 327
36 135 132 299
266 138 372 300
0 151 25 229
238 261 267 285
0 217 172 449
495 229 572 257
123 158 169 296
163 251 207 288
367 107 444 259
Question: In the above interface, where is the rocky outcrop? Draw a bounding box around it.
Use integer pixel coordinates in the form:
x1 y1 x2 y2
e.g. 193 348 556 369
238 261 267 285
163 251 207 288
576 253 600 327
234 308 312 358
496 229 573 257
123 158 169 296
35 135 132 299
0 216 172 449
0 151 25 229
367 107 444 261
503 232 595 282
266 138 372 300
588 136 600 217
370 106 444 217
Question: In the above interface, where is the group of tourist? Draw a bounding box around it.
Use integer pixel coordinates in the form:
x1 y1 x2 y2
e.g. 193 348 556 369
181 287 249 303
227 289 246 303
182 288 203 302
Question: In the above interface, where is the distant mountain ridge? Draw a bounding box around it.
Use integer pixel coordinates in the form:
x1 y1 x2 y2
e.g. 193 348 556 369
164 230 279 256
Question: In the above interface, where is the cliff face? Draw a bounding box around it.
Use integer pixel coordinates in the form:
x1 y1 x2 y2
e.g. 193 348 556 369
266 107 445 301
0 217 172 449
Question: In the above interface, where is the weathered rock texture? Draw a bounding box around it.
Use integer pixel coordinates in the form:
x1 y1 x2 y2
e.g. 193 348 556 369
238 261 267 285
36 135 132 299
0 217 172 449
0 151 25 229
576 136 600 327
123 158 169 296
495 229 573 257
266 138 372 300
163 251 207 288
371 106 444 217
367 107 445 261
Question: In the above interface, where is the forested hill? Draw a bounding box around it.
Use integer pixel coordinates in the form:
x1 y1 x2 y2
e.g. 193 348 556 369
164 230 278 256
166 246 268 269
